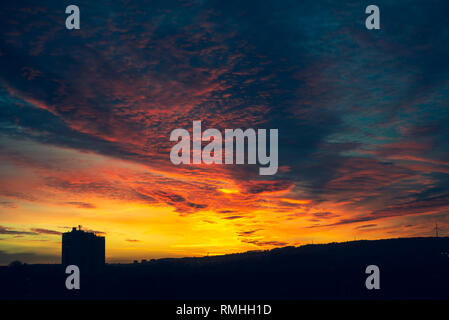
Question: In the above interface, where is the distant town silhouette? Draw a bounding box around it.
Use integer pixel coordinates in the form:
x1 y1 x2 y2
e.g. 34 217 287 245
0 229 448 299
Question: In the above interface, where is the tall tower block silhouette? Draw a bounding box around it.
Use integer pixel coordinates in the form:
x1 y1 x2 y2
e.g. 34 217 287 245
62 226 105 273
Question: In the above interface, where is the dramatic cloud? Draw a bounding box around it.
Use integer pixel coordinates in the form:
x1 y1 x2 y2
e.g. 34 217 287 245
30 228 62 235
0 0 449 262
0 226 37 236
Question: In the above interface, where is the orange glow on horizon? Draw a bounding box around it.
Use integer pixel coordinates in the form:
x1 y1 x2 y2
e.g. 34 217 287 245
279 198 312 205
0 137 441 265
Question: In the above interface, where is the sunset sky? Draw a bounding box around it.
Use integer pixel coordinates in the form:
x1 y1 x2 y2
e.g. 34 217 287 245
1 0 449 264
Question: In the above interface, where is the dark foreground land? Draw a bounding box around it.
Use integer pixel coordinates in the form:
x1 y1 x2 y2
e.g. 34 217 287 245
1 237 448 300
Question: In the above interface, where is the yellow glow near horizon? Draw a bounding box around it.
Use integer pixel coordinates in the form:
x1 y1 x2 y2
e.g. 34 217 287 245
218 188 240 194
0 137 436 265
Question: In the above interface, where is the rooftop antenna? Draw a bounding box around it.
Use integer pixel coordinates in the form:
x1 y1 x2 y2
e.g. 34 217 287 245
78 225 82 231
435 222 439 238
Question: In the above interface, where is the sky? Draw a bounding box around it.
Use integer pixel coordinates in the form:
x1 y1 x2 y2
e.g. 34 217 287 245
1 0 449 264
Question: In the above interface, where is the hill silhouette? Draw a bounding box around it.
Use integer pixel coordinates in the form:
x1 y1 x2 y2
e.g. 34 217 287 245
0 237 448 299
